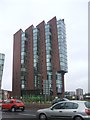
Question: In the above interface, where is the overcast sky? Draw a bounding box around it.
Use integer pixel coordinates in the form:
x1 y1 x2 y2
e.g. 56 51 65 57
0 0 88 93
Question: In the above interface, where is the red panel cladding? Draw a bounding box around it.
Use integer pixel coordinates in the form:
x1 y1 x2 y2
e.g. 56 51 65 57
48 17 62 97
37 21 47 88
12 29 22 97
12 17 65 97
25 25 34 90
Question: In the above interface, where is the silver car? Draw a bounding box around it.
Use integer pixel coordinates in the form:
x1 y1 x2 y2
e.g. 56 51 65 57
36 100 90 120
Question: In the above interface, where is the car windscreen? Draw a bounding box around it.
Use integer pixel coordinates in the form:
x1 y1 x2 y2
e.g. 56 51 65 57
16 100 22 103
85 102 90 108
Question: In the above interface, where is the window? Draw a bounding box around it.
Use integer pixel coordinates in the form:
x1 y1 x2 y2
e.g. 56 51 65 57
46 50 51 55
46 54 51 59
47 66 52 71
73 103 78 109
21 52 26 56
33 28 38 33
0 76 2 80
21 68 26 72
16 100 22 103
21 76 24 79
52 102 65 109
0 54 5 60
21 84 25 89
85 102 90 108
4 100 11 103
65 102 73 109
46 47 51 51
22 32 25 37
0 71 3 75
56 74 61 80
46 43 51 48
0 60 4 64
65 102 78 109
47 62 52 67
47 74 52 80
21 59 24 64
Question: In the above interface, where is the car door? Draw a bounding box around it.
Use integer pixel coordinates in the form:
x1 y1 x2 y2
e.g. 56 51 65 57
50 101 78 119
50 102 66 119
61 102 78 119
2 100 13 109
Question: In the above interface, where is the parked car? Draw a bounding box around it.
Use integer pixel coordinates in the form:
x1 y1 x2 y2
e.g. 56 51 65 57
2 99 25 112
36 100 90 120
52 97 69 105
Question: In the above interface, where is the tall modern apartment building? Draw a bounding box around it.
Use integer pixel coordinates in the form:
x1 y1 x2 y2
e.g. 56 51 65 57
0 53 5 99
12 17 68 98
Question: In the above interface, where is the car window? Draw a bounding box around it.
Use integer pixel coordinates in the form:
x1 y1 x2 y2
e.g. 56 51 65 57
85 102 90 108
65 102 73 109
65 102 78 109
4 100 11 103
16 100 22 103
73 103 78 109
52 102 65 109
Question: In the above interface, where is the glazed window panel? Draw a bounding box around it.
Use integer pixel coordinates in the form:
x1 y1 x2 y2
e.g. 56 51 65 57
0 71 3 75
46 62 52 67
21 59 24 64
0 75 2 80
47 66 52 71
46 54 51 59
0 60 4 65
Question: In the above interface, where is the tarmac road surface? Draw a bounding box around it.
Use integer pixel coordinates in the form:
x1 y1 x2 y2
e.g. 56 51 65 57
1 110 37 120
1 110 72 120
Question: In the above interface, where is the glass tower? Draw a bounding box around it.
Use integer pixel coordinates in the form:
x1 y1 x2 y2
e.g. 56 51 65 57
0 53 5 99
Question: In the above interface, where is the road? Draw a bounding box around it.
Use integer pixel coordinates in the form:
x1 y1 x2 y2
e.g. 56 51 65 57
0 103 51 120
1 110 37 120
0 109 72 120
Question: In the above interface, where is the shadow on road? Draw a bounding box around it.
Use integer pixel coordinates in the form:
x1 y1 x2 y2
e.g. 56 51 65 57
2 118 71 120
2 118 38 120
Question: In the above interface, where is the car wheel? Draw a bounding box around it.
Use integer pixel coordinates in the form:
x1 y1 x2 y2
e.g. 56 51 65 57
39 113 47 120
10 107 16 112
74 116 83 120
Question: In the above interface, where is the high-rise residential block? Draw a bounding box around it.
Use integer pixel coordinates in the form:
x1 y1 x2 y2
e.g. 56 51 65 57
12 17 68 98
